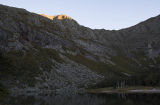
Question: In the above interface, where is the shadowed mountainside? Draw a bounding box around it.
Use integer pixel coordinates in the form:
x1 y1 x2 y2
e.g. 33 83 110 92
0 4 160 95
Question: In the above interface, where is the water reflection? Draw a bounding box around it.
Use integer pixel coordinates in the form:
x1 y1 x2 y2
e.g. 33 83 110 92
1 93 160 105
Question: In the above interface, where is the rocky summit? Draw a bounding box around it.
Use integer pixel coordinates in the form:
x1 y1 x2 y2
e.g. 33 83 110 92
0 4 160 95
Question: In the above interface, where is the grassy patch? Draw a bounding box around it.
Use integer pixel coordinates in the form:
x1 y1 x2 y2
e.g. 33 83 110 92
65 53 113 75
64 51 139 77
34 48 64 71
4 50 41 86
111 55 139 74
0 48 64 87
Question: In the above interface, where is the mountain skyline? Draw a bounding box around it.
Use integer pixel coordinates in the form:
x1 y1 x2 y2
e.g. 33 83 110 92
1 0 160 30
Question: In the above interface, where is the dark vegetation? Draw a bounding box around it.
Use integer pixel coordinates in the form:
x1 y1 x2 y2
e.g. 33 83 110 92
0 83 9 100
0 52 10 98
0 48 63 88
94 53 160 88
63 48 160 88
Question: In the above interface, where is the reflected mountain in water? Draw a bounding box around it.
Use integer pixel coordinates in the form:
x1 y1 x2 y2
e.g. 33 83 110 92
1 94 160 105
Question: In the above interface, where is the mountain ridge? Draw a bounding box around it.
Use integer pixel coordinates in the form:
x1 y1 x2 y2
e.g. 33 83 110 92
40 14 73 20
0 4 160 95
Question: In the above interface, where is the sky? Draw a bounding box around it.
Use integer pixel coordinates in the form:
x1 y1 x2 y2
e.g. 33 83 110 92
0 0 160 30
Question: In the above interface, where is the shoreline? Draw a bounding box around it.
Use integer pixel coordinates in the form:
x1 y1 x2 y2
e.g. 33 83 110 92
85 87 160 94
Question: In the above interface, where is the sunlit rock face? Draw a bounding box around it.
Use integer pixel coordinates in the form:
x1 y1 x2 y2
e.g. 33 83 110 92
0 4 160 95
54 14 73 20
40 14 72 20
40 14 55 20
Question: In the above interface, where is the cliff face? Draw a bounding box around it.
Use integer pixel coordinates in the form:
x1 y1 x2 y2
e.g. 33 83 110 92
0 4 160 94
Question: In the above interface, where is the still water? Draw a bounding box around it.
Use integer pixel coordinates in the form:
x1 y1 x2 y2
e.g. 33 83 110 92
1 93 160 105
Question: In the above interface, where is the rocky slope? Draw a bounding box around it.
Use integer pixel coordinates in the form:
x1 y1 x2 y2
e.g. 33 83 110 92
0 4 160 94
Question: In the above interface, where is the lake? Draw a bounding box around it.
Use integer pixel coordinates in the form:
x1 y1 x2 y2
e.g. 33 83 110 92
1 93 160 105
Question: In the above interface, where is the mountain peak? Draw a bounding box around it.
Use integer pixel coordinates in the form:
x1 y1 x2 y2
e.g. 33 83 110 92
40 14 72 20
40 14 55 20
54 14 72 20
